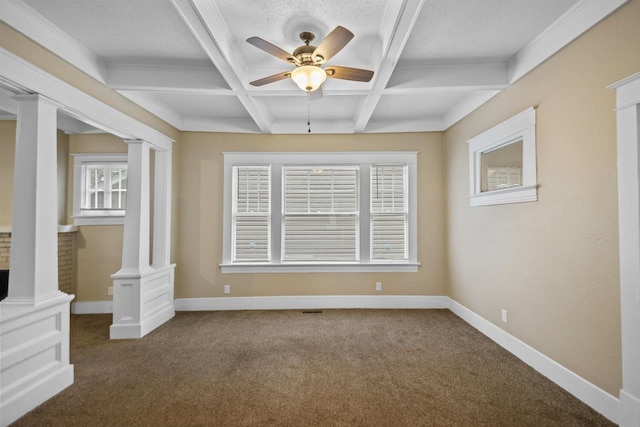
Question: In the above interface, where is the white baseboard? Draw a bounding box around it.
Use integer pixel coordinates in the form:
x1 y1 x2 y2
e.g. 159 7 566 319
448 299 619 424
71 301 113 314
110 304 175 340
174 295 450 311
0 363 73 426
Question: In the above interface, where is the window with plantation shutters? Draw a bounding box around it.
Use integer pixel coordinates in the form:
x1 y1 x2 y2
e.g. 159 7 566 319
371 165 407 260
222 152 418 273
233 166 270 262
282 167 358 261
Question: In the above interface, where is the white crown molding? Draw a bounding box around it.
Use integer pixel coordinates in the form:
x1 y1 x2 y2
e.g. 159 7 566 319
0 0 107 83
107 64 230 93
448 299 619 423
181 117 261 133
442 90 502 130
364 118 445 133
507 0 629 84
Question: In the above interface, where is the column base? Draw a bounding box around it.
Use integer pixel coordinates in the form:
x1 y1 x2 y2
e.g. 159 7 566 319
0 293 74 426
619 389 640 427
110 264 175 339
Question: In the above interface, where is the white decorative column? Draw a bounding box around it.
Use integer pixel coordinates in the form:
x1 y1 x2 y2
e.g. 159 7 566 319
0 95 74 426
110 140 175 339
611 71 640 427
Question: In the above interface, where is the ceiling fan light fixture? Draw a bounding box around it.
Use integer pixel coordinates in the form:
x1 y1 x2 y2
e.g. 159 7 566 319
291 65 327 92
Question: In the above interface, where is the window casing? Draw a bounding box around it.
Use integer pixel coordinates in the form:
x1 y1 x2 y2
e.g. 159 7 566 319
222 152 418 273
72 153 128 225
468 107 537 207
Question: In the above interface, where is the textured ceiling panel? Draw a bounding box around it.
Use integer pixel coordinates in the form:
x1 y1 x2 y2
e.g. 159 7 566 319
402 0 579 63
24 0 211 66
216 0 387 71
371 92 470 121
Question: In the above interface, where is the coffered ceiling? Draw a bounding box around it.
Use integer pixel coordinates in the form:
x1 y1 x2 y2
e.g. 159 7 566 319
0 0 626 134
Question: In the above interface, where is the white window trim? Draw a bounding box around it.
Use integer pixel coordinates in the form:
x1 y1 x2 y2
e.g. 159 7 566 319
221 152 419 273
71 153 127 225
468 107 537 207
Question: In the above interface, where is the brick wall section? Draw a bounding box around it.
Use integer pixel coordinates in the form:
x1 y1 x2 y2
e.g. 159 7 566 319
0 231 75 294
57 232 74 294
0 233 10 269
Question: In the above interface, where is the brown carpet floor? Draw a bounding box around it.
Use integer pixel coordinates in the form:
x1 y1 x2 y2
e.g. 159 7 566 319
13 309 613 426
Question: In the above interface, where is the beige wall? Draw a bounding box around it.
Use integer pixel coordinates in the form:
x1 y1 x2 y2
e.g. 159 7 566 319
444 0 640 397
68 134 127 302
176 132 446 299
0 121 69 225
0 121 16 226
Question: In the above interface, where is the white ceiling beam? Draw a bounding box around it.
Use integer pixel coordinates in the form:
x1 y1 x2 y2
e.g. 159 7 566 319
181 117 261 133
386 63 508 92
353 0 426 133
508 0 629 84
107 64 231 94
171 0 273 133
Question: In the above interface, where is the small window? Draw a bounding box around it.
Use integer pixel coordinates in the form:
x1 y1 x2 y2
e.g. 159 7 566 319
480 140 523 192
72 153 128 225
468 107 536 207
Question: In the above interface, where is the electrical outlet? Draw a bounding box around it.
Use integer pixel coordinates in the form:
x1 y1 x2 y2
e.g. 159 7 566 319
224 285 230 294
376 282 382 292
108 286 113 296
501 309 508 323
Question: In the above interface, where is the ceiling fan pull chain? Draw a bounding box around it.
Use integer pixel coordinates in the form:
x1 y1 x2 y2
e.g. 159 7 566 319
307 91 311 133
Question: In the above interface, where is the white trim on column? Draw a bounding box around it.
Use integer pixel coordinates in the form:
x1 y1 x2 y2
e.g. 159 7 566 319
610 70 640 427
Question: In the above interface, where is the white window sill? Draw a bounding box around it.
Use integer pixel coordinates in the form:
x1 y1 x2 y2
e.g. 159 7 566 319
470 185 537 207
73 216 125 226
220 262 420 273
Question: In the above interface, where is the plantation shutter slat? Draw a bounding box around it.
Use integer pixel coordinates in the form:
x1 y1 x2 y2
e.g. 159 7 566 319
233 166 270 261
283 167 358 261
371 165 407 260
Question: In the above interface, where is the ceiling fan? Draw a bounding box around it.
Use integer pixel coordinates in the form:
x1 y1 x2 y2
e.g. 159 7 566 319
246 26 374 97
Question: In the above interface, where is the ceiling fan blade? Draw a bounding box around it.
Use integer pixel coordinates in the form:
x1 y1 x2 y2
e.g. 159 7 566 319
325 66 374 82
246 37 299 65
312 26 354 63
309 87 323 101
249 71 291 87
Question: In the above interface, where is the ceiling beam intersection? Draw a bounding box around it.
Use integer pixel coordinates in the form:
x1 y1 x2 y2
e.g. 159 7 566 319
353 0 426 133
171 0 273 133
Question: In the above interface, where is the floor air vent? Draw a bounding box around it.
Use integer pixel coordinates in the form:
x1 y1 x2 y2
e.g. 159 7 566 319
302 310 323 314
